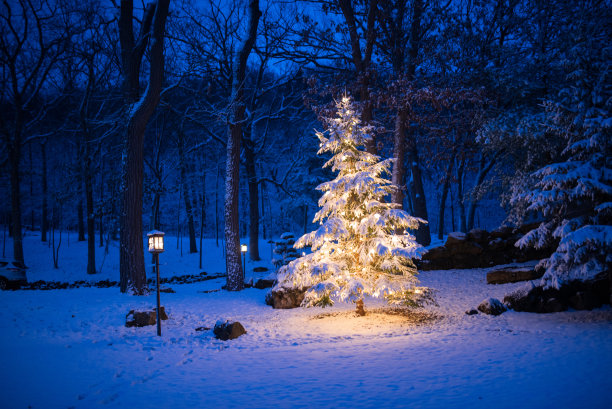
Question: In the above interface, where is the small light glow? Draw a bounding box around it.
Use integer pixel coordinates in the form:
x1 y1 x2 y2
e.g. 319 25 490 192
241 244 248 253
147 231 165 254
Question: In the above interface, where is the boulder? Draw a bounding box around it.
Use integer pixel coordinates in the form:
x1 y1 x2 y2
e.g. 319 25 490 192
445 232 467 246
467 228 489 245
126 307 168 328
504 274 610 313
265 287 307 309
486 263 543 284
569 291 599 310
477 298 507 316
465 309 478 315
544 298 566 313
490 225 513 239
253 266 269 273
503 283 540 312
213 320 246 341
254 278 275 289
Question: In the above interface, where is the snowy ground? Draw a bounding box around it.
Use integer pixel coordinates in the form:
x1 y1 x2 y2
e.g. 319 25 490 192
1 234 611 409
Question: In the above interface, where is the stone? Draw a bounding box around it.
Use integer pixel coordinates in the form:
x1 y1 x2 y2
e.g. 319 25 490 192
477 298 507 316
445 232 467 246
125 307 168 327
160 287 175 293
253 266 269 273
490 226 513 239
467 228 489 245
265 288 307 309
486 263 543 284
213 321 246 341
254 278 275 289
195 326 211 332
543 298 566 313
465 309 478 315
155 306 169 320
569 291 599 310
504 274 610 313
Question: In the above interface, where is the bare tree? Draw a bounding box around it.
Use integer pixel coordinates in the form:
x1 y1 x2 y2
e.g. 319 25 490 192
118 0 170 294
0 0 74 266
224 0 261 291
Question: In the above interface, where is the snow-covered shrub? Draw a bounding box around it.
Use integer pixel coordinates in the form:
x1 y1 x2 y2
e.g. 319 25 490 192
272 97 433 307
272 232 300 270
513 11 611 289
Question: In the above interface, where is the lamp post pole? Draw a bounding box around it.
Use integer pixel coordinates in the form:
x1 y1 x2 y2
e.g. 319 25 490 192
156 253 161 336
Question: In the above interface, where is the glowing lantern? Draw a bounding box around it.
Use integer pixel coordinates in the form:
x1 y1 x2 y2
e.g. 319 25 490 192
147 231 165 254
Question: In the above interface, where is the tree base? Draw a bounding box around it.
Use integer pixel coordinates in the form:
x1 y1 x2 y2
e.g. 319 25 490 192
355 299 366 316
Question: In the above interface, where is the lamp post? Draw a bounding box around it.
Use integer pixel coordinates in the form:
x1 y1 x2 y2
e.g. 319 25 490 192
147 230 165 336
241 244 247 283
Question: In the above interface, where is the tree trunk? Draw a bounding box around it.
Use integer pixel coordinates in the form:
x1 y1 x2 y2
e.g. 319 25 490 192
457 158 467 232
224 0 261 291
437 157 455 240
337 0 377 154
178 130 197 253
28 144 34 230
86 171 96 274
215 162 220 247
41 142 48 243
77 199 85 241
391 109 408 205
199 171 206 270
260 168 267 240
184 186 197 253
118 0 170 294
408 138 430 246
9 113 24 266
467 153 497 231
244 132 260 261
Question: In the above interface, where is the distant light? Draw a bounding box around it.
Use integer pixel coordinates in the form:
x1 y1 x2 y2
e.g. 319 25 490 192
241 244 248 253
147 231 165 254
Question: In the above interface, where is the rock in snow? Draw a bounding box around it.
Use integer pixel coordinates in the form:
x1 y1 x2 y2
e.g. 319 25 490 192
213 321 246 341
477 298 507 316
486 262 543 284
125 307 168 327
265 288 307 309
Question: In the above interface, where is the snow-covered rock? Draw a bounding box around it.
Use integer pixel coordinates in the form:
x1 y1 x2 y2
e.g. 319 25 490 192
477 298 507 316
213 320 247 341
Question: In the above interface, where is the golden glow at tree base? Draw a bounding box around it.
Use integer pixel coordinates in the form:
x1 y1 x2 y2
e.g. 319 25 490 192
272 97 435 308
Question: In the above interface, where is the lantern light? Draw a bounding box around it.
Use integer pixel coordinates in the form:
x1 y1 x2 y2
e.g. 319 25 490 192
146 230 165 337
147 231 165 254
241 244 247 253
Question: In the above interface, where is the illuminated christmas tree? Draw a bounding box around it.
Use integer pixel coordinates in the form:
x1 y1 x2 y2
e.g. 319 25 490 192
273 96 433 311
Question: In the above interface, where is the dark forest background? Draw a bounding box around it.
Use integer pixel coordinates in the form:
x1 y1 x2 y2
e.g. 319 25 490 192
1 0 609 292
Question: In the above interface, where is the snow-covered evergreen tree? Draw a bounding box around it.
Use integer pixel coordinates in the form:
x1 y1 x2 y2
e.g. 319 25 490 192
514 4 611 290
272 96 432 308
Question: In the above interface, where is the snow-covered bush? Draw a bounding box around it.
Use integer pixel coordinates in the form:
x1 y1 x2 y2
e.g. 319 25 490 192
513 11 611 289
272 232 300 270
272 97 432 307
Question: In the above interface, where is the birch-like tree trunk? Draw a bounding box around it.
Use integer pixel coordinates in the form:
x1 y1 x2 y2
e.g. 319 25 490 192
224 0 261 291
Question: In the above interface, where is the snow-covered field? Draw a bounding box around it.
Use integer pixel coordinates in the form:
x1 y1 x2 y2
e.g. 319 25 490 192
1 234 611 409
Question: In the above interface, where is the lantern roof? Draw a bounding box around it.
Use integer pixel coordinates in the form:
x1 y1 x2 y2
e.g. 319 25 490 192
147 230 165 237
